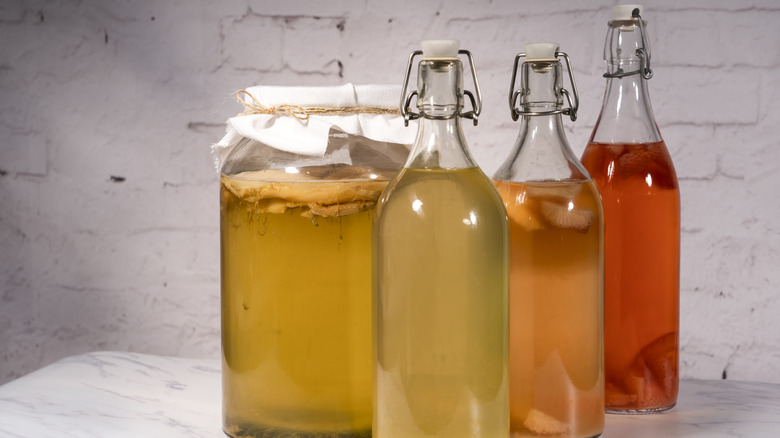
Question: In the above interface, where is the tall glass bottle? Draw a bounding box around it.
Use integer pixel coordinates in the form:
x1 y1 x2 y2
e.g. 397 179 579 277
493 42 604 437
373 40 509 438
580 5 680 413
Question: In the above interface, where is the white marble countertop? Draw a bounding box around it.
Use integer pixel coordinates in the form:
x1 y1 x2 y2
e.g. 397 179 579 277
0 352 777 437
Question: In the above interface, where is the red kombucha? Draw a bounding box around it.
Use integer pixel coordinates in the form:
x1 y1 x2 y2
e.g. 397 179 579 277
580 140 679 412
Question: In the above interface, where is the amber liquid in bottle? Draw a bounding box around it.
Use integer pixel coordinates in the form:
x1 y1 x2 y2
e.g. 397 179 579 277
375 167 509 438
493 179 604 437
580 140 680 411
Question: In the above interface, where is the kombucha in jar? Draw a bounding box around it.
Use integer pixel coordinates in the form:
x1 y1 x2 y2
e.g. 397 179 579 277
216 84 412 437
221 167 389 438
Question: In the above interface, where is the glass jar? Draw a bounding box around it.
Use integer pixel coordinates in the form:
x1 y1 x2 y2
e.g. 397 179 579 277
217 85 411 437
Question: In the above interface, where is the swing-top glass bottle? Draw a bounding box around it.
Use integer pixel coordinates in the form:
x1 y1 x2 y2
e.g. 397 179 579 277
373 40 509 438
493 42 604 437
580 5 680 413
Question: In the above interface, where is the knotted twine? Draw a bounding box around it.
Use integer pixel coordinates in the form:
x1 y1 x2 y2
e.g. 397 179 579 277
236 90 401 120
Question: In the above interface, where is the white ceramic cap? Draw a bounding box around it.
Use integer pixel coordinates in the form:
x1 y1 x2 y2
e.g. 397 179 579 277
421 39 460 59
612 4 642 20
525 42 559 62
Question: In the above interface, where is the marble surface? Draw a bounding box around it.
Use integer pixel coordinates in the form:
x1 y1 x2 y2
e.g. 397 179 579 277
0 352 222 438
0 352 778 437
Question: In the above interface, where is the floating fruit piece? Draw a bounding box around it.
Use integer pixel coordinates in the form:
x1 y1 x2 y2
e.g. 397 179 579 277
623 374 669 411
615 146 650 179
493 183 545 231
507 202 544 231
540 201 594 232
605 381 637 408
614 144 677 190
636 332 678 407
525 183 582 202
605 143 627 158
523 408 569 436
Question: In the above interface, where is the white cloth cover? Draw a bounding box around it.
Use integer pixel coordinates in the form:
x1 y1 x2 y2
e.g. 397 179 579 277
212 84 415 171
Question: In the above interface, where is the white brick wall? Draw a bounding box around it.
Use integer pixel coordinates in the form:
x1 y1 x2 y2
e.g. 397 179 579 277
1 0 779 384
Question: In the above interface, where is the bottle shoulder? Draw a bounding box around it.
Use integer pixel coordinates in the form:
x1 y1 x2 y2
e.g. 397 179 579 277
494 115 592 183
590 78 663 144
581 141 679 192
376 167 507 227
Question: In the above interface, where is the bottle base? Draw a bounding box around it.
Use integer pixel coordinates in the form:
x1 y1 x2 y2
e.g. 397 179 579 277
510 432 603 438
223 423 371 438
605 402 676 415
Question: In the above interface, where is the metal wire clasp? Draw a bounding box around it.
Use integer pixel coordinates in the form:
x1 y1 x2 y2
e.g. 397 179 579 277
508 51 579 122
400 50 483 126
603 8 653 80
634 8 654 80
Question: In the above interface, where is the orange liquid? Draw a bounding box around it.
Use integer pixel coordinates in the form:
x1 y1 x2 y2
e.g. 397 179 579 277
493 179 604 437
580 141 680 412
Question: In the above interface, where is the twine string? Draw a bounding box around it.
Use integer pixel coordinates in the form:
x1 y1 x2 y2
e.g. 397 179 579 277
236 90 400 120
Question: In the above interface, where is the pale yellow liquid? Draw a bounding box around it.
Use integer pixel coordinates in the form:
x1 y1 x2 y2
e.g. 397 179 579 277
221 169 387 437
373 167 509 438
493 179 604 438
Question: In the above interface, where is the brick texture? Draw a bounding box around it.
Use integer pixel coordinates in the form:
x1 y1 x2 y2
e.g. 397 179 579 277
1 0 779 385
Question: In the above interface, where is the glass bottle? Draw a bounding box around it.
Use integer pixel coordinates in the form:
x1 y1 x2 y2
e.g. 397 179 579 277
373 40 509 438
493 42 604 437
580 5 680 413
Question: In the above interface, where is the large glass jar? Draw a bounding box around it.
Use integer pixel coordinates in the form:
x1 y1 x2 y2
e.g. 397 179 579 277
216 85 411 437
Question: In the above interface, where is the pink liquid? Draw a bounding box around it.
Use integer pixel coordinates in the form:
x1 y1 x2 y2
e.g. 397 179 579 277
580 141 680 412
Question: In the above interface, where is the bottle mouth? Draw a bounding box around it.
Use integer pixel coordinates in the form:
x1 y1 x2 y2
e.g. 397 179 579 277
608 17 647 33
420 58 460 71
603 27 653 78
509 48 578 121
401 40 482 126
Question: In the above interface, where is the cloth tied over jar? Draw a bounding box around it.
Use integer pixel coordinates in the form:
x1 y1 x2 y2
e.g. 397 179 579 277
212 84 415 171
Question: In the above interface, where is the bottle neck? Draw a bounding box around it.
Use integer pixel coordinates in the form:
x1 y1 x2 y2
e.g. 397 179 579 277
404 59 476 169
591 18 662 144
520 61 563 113
495 61 588 182
591 74 661 144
